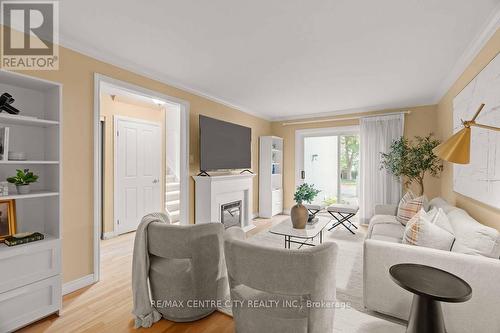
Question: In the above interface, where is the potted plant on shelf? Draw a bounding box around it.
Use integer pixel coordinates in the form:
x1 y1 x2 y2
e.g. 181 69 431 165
7 169 39 194
291 183 320 229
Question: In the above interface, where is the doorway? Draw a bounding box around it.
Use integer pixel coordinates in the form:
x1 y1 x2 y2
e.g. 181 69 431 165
93 74 189 283
296 126 360 206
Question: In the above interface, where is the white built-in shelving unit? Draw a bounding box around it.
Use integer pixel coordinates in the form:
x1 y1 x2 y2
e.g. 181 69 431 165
0 70 62 332
259 136 283 218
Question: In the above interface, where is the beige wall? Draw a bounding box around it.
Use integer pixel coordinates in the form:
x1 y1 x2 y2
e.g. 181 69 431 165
13 43 271 283
11 23 499 287
100 95 166 235
436 29 500 231
271 105 439 210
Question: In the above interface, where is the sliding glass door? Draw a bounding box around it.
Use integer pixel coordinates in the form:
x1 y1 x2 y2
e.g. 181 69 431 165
296 127 359 206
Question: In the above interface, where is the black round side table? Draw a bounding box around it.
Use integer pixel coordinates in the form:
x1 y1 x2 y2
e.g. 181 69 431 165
389 263 472 333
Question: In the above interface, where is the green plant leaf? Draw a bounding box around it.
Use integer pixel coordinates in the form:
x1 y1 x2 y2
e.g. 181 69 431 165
6 168 39 185
294 183 320 204
380 134 443 195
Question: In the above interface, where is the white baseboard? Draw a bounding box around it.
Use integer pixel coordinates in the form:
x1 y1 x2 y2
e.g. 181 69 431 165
282 208 291 215
101 231 117 240
242 224 256 232
63 274 95 295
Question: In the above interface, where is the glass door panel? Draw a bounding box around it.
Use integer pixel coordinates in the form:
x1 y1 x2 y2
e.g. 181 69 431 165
303 136 338 205
339 135 359 205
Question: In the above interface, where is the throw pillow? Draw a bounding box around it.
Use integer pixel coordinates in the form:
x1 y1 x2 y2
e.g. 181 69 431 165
403 209 455 251
396 191 425 226
432 208 454 234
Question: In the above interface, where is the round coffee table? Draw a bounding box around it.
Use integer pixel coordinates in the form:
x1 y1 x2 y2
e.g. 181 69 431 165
389 263 472 333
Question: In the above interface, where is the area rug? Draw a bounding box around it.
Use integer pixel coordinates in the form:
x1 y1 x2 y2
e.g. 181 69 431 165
226 215 406 333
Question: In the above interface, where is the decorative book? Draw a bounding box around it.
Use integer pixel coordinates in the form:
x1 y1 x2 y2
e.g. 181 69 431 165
4 232 44 246
0 126 10 161
307 217 319 225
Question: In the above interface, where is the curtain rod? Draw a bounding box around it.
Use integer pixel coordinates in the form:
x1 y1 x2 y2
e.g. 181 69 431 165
281 110 411 126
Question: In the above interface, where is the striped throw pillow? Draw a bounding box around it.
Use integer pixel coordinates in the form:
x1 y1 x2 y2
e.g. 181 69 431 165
403 208 455 251
396 191 425 226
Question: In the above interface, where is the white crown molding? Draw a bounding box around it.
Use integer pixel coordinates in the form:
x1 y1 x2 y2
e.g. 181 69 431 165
269 101 431 122
57 33 272 121
432 4 500 103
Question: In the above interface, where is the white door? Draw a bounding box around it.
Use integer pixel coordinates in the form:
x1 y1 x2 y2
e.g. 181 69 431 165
115 116 162 234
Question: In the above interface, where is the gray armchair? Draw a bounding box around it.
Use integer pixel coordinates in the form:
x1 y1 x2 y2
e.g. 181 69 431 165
147 222 227 322
224 227 339 333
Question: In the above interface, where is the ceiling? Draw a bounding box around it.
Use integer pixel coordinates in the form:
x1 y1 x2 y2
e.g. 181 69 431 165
59 1 500 120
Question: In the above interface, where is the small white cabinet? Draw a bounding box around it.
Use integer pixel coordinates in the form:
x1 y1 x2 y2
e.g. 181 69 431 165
0 275 61 332
259 136 283 218
0 70 62 332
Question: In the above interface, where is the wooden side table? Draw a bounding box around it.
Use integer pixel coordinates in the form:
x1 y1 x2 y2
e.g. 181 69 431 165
389 263 472 333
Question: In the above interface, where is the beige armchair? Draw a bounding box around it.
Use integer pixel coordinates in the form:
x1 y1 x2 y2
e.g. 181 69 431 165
224 227 339 333
147 222 227 322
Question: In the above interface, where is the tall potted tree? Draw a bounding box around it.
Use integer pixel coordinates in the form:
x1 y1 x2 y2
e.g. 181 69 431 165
291 183 320 229
380 134 443 195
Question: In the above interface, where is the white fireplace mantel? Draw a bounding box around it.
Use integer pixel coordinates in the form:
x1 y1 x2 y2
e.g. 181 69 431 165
193 173 256 231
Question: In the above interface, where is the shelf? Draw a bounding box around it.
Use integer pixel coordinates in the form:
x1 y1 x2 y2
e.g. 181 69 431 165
0 160 59 165
0 234 58 254
0 190 59 200
0 114 59 127
272 173 282 176
272 149 282 153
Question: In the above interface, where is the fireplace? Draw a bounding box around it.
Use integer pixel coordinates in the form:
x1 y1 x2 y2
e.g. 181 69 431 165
193 173 256 232
220 200 242 229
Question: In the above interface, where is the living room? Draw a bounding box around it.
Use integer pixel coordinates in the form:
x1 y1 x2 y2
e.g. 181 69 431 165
0 1 499 333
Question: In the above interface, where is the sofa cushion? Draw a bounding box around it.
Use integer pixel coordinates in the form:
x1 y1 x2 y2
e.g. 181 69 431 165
447 209 500 258
371 234 403 243
403 209 455 251
396 191 425 226
368 215 404 242
429 197 458 214
431 208 455 234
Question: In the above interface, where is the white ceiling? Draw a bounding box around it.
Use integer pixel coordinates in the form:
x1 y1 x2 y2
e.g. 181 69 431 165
59 1 500 120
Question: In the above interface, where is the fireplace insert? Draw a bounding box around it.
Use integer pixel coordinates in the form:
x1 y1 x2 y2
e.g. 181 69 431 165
220 200 242 229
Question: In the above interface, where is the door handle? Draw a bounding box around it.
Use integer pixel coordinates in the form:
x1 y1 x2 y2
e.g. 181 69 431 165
301 170 305 179
152 179 159 184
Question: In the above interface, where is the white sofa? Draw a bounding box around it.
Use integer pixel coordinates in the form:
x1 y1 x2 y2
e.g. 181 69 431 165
363 197 500 333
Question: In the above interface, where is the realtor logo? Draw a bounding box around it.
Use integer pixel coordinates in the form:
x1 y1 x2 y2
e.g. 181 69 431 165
1 1 59 70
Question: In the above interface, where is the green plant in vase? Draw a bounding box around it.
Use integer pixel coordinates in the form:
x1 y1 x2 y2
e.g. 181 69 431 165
7 169 39 195
291 183 320 229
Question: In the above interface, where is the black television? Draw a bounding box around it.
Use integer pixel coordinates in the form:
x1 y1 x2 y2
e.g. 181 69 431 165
199 115 251 171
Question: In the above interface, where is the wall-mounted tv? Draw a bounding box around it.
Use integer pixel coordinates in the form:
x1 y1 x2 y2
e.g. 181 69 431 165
200 115 251 171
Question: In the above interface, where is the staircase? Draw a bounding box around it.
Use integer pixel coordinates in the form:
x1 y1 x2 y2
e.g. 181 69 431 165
165 170 180 223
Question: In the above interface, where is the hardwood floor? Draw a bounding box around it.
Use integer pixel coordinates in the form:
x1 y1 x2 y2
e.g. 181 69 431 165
19 232 235 333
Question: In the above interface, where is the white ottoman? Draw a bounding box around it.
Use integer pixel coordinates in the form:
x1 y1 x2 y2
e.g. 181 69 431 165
326 204 359 234
303 204 325 219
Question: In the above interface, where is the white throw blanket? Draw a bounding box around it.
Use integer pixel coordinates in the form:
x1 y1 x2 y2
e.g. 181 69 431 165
132 212 170 328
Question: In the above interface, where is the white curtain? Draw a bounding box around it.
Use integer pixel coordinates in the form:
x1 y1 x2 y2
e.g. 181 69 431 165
359 114 404 225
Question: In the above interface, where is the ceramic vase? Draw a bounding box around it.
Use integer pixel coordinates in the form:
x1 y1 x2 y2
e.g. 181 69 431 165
290 203 308 229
